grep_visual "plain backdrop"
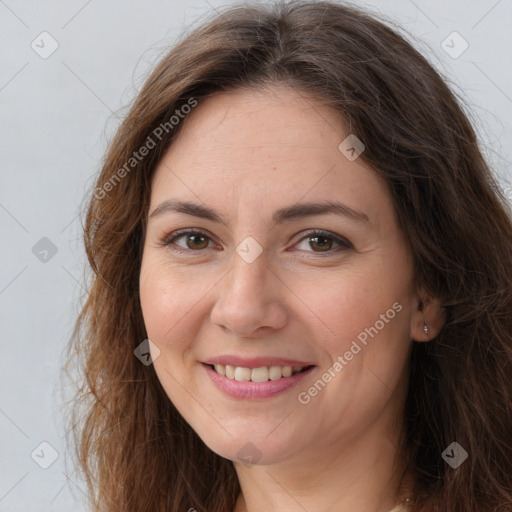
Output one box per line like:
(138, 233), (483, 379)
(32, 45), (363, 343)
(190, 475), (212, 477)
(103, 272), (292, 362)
(1, 0), (511, 510)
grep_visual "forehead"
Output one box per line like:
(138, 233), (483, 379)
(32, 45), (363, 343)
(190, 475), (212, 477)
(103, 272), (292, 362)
(165, 85), (344, 159)
(149, 85), (393, 231)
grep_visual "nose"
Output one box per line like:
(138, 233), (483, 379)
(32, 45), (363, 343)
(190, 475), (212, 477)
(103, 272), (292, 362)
(210, 250), (288, 338)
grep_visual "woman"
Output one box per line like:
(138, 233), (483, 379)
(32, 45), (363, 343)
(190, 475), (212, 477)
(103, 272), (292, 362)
(67, 1), (512, 511)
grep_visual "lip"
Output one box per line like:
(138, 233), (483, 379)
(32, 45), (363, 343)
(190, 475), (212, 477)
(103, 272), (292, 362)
(204, 356), (314, 368)
(202, 363), (315, 399)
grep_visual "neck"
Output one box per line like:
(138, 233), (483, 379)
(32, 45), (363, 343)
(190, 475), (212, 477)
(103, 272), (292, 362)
(233, 420), (412, 512)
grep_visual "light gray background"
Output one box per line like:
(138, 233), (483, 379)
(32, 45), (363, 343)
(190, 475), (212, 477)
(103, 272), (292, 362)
(1, 0), (511, 510)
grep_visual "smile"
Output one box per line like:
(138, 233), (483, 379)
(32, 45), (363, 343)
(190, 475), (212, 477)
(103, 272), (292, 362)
(210, 363), (308, 382)
(202, 363), (315, 399)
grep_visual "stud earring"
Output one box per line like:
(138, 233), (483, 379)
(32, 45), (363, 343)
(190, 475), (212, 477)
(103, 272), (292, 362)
(423, 321), (429, 336)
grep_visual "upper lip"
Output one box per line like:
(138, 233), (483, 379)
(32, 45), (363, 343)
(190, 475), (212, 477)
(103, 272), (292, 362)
(204, 356), (315, 368)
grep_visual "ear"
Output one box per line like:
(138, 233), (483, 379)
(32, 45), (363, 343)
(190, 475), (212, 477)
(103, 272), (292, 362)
(410, 292), (445, 342)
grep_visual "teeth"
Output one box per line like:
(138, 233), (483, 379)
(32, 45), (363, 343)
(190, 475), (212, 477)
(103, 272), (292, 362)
(225, 365), (235, 379)
(214, 364), (226, 376)
(234, 367), (251, 381)
(212, 364), (306, 381)
(251, 367), (269, 382)
(269, 366), (282, 380)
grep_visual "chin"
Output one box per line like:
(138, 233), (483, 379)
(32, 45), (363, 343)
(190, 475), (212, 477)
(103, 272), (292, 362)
(196, 425), (298, 466)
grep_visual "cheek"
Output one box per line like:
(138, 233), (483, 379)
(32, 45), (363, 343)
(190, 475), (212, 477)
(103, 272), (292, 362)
(139, 259), (208, 347)
(300, 272), (412, 415)
(298, 265), (408, 352)
(139, 261), (206, 406)
(316, 268), (411, 405)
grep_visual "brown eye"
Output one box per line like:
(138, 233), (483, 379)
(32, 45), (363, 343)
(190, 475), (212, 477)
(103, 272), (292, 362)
(308, 234), (334, 252)
(294, 230), (352, 254)
(184, 233), (210, 250)
(163, 230), (214, 252)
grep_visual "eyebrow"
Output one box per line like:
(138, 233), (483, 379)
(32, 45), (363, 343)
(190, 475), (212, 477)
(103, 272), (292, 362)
(149, 199), (370, 225)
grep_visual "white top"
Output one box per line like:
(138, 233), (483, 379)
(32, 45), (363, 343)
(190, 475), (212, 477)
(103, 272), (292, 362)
(389, 504), (410, 512)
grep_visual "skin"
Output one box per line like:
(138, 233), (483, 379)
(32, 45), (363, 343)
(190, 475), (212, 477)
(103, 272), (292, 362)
(139, 84), (444, 512)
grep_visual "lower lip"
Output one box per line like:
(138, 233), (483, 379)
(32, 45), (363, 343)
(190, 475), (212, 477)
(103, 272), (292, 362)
(203, 363), (315, 399)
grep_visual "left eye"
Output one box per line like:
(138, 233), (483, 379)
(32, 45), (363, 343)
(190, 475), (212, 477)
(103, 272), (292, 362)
(294, 230), (352, 254)
(161, 229), (352, 254)
(163, 230), (215, 251)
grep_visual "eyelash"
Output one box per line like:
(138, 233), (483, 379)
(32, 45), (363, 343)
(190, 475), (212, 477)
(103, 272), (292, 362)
(159, 228), (353, 256)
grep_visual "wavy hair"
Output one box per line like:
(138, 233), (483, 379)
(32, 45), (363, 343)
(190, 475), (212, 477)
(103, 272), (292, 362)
(66, 1), (512, 511)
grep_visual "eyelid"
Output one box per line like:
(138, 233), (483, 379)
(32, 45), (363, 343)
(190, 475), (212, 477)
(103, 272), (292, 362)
(159, 228), (219, 251)
(291, 229), (353, 252)
(159, 228), (353, 254)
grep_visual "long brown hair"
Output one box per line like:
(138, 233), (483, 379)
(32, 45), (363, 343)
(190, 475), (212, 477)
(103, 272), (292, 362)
(65, 1), (512, 511)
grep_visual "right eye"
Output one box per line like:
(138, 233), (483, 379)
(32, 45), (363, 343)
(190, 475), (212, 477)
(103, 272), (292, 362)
(161, 229), (218, 253)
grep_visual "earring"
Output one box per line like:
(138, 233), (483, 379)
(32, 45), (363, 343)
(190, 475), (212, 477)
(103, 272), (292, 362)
(423, 321), (429, 336)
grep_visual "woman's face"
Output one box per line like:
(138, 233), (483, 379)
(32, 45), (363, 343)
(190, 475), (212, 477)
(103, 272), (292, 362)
(139, 85), (425, 466)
